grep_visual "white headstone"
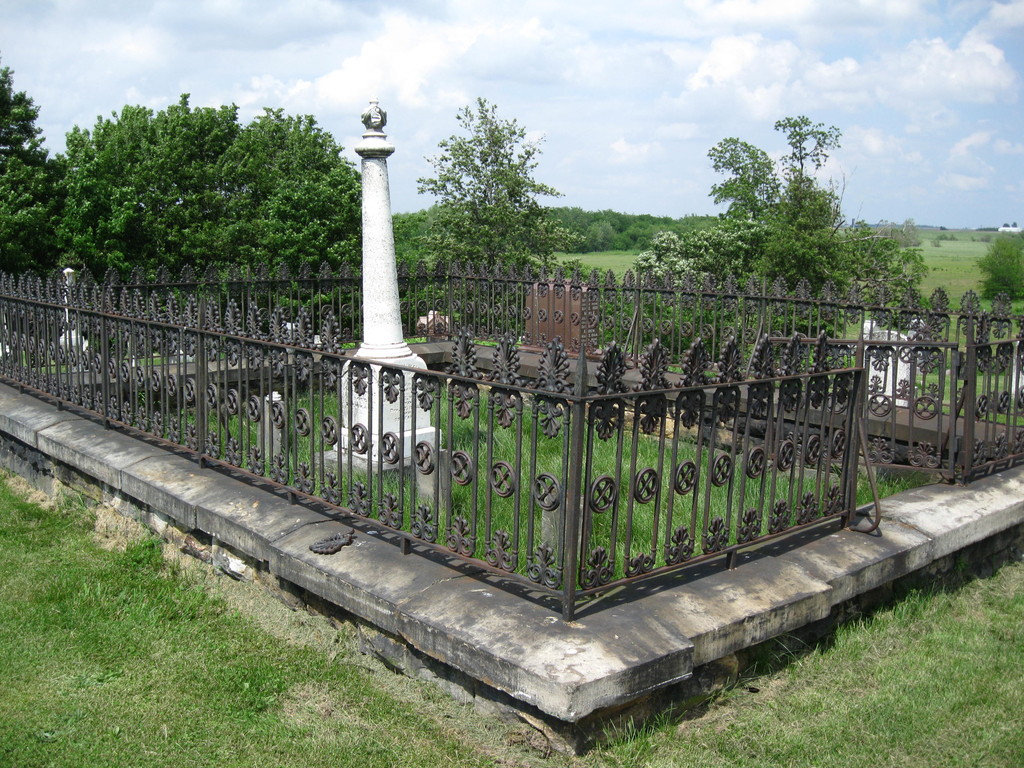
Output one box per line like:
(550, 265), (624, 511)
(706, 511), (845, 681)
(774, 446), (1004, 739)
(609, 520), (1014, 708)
(862, 319), (911, 408)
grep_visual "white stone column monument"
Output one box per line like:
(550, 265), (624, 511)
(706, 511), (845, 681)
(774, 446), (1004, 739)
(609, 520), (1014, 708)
(342, 98), (432, 462)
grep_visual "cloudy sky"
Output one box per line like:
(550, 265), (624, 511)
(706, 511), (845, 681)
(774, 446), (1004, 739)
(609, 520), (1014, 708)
(3, 0), (1023, 228)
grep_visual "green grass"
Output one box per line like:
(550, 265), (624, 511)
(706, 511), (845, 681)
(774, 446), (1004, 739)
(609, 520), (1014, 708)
(589, 559), (1024, 768)
(0, 475), (526, 768)
(556, 251), (640, 276)
(0, 473), (1020, 767)
(917, 230), (991, 311)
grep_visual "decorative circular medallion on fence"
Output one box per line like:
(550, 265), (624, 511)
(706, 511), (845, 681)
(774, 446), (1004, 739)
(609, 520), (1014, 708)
(745, 447), (766, 478)
(589, 475), (617, 512)
(673, 460), (698, 494)
(711, 454), (733, 486)
(294, 408), (311, 436)
(534, 473), (561, 511)
(868, 393), (892, 417)
(271, 400), (286, 429)
(633, 468), (659, 503)
(381, 432), (400, 464)
(777, 440), (795, 471)
(831, 429), (847, 458)
(414, 441), (433, 474)
(805, 435), (822, 465)
(451, 450), (473, 485)
(914, 395), (938, 420)
(489, 461), (516, 498)
(350, 424), (368, 454)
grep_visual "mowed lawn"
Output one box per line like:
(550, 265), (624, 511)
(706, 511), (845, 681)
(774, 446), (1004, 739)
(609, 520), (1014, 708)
(1, 472), (1023, 767)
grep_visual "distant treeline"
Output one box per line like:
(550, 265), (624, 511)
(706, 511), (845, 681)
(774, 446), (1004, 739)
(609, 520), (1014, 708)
(547, 208), (719, 253)
(393, 206), (717, 262)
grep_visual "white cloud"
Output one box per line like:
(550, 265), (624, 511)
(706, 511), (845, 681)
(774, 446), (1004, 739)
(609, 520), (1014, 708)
(951, 131), (993, 157)
(877, 35), (1017, 105)
(685, 35), (803, 118)
(995, 138), (1024, 154)
(687, 35), (800, 90)
(941, 172), (989, 191)
(654, 122), (702, 141)
(81, 25), (169, 65)
(609, 137), (662, 163)
(970, 0), (1024, 41)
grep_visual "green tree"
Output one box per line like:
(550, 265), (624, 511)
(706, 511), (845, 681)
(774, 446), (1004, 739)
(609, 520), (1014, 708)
(634, 220), (768, 281)
(708, 138), (779, 222)
(221, 108), (360, 273)
(877, 218), (921, 248)
(58, 96), (360, 277)
(0, 59), (58, 272)
(688, 116), (920, 294)
(417, 98), (577, 270)
(392, 209), (433, 266)
(978, 236), (1024, 299)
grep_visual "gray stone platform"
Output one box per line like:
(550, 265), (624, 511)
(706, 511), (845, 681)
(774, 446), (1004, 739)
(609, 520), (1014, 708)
(1, 382), (1022, 732)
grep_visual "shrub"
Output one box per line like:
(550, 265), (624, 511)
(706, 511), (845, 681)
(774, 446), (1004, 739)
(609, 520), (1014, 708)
(978, 236), (1024, 299)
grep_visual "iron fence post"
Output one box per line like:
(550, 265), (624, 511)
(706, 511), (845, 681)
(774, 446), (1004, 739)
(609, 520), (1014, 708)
(561, 347), (589, 621)
(100, 312), (111, 429)
(847, 367), (870, 527)
(959, 315), (978, 482)
(196, 293), (208, 468)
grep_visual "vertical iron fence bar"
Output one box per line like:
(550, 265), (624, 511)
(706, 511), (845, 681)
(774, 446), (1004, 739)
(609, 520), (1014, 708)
(562, 349), (588, 620)
(100, 312), (111, 429)
(843, 367), (864, 523)
(960, 316), (977, 480)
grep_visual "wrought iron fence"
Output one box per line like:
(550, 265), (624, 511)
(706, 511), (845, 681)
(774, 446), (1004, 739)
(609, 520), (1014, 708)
(0, 266), (868, 619)
(440, 263), (1024, 482)
(2, 264), (1024, 614)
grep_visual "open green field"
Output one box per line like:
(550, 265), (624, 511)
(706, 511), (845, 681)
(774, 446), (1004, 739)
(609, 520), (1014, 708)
(2, 472), (1023, 767)
(917, 229), (990, 309)
(556, 250), (638, 276)
(559, 229), (1020, 313)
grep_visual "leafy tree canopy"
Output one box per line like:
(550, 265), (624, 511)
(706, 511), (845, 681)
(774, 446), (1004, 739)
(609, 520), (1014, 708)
(417, 98), (577, 269)
(58, 95), (360, 278)
(0, 58), (58, 272)
(638, 116), (925, 298)
(978, 235), (1024, 300)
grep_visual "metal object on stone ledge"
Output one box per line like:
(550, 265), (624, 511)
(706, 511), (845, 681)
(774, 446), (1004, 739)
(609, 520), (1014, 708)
(310, 529), (356, 554)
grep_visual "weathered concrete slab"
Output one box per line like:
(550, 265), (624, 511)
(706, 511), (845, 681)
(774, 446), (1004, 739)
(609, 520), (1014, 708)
(36, 418), (167, 489)
(121, 455), (334, 562)
(627, 556), (834, 667)
(271, 521), (456, 637)
(396, 577), (694, 722)
(773, 521), (933, 605)
(881, 472), (1024, 562)
(271, 520), (694, 721)
(0, 390), (79, 448)
(2, 381), (1024, 729)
